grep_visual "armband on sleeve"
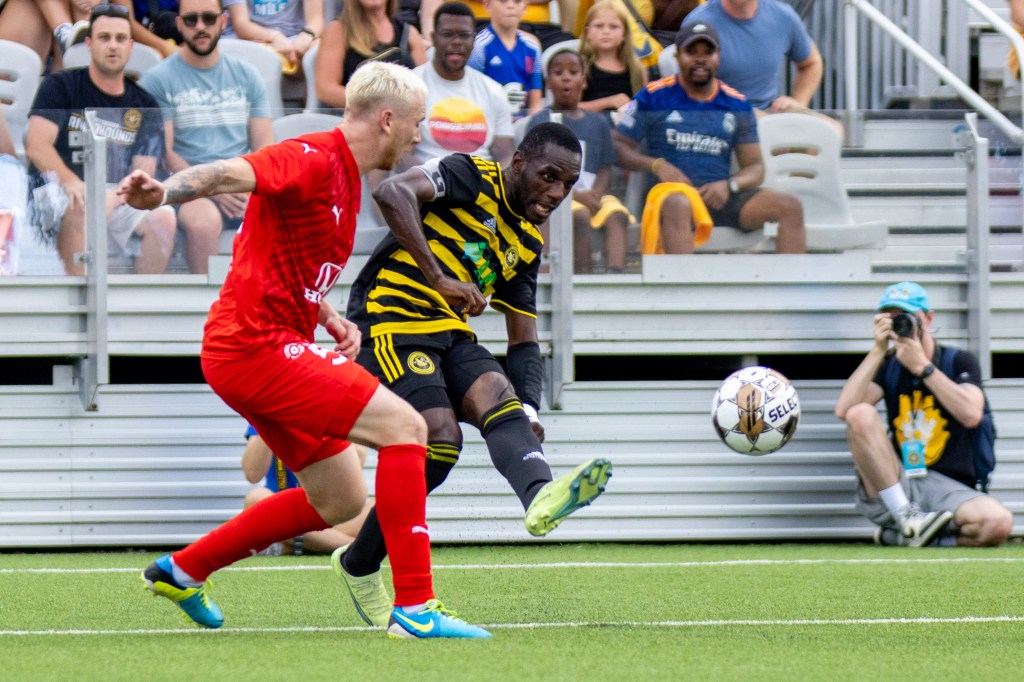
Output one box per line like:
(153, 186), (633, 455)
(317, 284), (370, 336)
(506, 341), (543, 411)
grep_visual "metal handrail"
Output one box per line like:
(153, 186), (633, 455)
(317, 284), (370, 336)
(80, 109), (109, 411)
(845, 0), (1024, 144)
(961, 112), (992, 381)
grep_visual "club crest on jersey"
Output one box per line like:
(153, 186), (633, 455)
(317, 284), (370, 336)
(284, 343), (305, 359)
(723, 113), (736, 134)
(504, 245), (519, 268)
(408, 351), (435, 375)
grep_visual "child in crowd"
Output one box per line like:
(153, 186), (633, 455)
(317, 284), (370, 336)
(241, 424), (370, 555)
(468, 0), (543, 119)
(578, 0), (646, 114)
(527, 48), (632, 273)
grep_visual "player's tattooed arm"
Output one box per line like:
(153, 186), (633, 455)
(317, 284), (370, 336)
(117, 158), (257, 210)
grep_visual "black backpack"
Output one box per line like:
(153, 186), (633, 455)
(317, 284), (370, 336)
(882, 346), (996, 492)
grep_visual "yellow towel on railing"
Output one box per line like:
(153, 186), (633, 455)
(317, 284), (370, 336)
(639, 182), (714, 253)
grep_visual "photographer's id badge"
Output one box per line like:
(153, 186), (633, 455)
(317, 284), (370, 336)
(901, 440), (927, 478)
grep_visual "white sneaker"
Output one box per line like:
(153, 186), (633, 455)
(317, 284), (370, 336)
(896, 504), (953, 548)
(54, 20), (90, 52)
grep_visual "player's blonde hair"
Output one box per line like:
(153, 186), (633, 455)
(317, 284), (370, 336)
(344, 62), (427, 118)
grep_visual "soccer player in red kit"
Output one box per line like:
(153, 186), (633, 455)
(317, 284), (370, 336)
(117, 61), (490, 639)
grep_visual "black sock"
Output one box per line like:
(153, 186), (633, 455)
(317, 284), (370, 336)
(481, 398), (552, 510)
(342, 444), (458, 577)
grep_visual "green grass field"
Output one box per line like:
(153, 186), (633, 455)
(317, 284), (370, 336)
(2, 543), (1024, 681)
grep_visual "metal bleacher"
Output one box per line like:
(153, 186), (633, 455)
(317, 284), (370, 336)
(2, 2), (1024, 547)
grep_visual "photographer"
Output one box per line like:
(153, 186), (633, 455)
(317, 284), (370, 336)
(835, 281), (1013, 547)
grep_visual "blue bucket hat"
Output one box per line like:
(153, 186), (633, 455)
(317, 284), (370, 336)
(877, 281), (931, 313)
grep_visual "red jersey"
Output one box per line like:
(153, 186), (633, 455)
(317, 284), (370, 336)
(202, 129), (361, 358)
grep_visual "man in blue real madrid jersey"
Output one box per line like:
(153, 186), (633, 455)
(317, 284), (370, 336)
(333, 122), (613, 630)
(612, 21), (806, 254)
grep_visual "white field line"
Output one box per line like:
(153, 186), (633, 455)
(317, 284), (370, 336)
(4, 557), (1024, 574)
(2, 616), (1024, 637)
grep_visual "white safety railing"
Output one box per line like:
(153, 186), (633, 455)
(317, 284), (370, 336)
(844, 0), (1024, 144)
(960, 112), (993, 381)
(79, 110), (110, 411)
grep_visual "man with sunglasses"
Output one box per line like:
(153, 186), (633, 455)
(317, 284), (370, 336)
(410, 1), (514, 165)
(140, 0), (274, 274)
(25, 2), (177, 275)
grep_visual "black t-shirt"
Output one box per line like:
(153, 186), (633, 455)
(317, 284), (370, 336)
(582, 64), (635, 104)
(341, 18), (415, 85)
(28, 69), (163, 184)
(872, 345), (984, 487)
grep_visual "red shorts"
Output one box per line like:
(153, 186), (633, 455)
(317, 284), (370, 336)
(202, 341), (380, 473)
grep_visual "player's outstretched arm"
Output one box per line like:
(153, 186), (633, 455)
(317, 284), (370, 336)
(117, 158), (257, 210)
(374, 168), (488, 316)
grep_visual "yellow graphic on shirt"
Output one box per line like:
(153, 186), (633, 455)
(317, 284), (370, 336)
(893, 390), (950, 465)
(427, 98), (488, 153)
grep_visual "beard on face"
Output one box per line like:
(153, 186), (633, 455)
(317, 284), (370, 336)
(184, 30), (220, 57)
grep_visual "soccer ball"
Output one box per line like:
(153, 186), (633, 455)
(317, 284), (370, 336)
(711, 366), (800, 455)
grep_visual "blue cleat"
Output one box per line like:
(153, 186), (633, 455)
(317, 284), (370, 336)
(386, 599), (492, 639)
(142, 554), (224, 629)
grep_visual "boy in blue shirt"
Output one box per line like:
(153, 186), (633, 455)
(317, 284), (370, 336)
(468, 0), (543, 119)
(528, 48), (632, 273)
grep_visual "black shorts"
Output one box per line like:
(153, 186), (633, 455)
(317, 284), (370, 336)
(356, 331), (502, 416)
(708, 188), (762, 229)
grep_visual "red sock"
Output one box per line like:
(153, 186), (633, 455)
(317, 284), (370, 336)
(173, 487), (329, 582)
(375, 443), (433, 606)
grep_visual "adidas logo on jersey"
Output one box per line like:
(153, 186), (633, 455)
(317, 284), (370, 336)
(666, 111), (683, 123)
(489, 55), (503, 67)
(483, 217), (497, 232)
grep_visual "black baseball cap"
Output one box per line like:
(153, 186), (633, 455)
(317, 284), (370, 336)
(675, 22), (720, 50)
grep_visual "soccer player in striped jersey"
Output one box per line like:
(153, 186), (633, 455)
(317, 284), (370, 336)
(119, 62), (490, 639)
(332, 122), (614, 629)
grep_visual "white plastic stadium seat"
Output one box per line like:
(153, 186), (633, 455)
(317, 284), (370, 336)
(758, 113), (887, 251)
(217, 38), (285, 117)
(658, 44), (678, 79)
(63, 42), (163, 81)
(271, 111), (341, 141)
(302, 41), (320, 111)
(0, 39), (43, 160)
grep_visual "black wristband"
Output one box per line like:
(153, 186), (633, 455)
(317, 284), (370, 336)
(919, 363), (936, 379)
(301, 27), (316, 38)
(506, 341), (543, 410)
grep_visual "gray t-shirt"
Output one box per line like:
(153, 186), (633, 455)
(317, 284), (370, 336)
(140, 52), (270, 166)
(222, 0), (307, 38)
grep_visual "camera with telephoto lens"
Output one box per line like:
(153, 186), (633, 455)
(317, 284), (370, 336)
(891, 312), (918, 338)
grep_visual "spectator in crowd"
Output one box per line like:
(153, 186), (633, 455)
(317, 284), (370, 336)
(314, 0), (428, 110)
(25, 3), (176, 275)
(0, 0), (91, 67)
(528, 48), (631, 273)
(422, 0), (573, 50)
(834, 282), (1014, 548)
(222, 0), (322, 72)
(467, 0), (543, 119)
(140, 0), (274, 274)
(412, 2), (514, 164)
(686, 0), (842, 136)
(577, 0), (646, 114)
(241, 425), (370, 555)
(612, 22), (805, 254)
(117, 0), (181, 58)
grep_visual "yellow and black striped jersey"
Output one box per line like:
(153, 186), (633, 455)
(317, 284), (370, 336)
(347, 154), (543, 340)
